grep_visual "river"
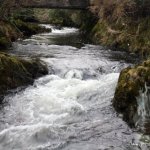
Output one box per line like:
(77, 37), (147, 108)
(0, 25), (149, 150)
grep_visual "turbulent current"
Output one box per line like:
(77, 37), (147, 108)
(0, 25), (149, 150)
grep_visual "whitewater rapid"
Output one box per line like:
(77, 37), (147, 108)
(0, 25), (148, 150)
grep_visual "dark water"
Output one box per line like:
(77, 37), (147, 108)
(0, 25), (149, 150)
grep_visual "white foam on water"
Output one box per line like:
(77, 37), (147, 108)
(64, 69), (83, 79)
(136, 83), (150, 133)
(0, 72), (119, 150)
(40, 24), (78, 35)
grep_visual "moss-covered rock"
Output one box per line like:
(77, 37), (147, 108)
(0, 53), (48, 101)
(14, 19), (51, 37)
(113, 60), (150, 133)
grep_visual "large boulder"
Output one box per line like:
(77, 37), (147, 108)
(113, 60), (150, 133)
(0, 53), (48, 101)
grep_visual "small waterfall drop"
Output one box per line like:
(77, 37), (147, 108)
(136, 83), (150, 132)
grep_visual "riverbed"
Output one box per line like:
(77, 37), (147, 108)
(0, 25), (149, 150)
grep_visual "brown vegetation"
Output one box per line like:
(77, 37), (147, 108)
(88, 0), (150, 57)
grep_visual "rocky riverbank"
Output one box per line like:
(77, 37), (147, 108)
(0, 53), (48, 102)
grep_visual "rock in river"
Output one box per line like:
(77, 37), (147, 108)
(0, 53), (48, 101)
(113, 60), (150, 134)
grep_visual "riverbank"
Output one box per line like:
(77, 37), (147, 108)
(82, 0), (150, 57)
(0, 20), (51, 49)
(0, 19), (50, 101)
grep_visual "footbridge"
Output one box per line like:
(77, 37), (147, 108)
(21, 0), (91, 9)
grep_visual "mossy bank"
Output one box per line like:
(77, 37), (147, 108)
(0, 53), (48, 101)
(83, 0), (150, 57)
(113, 60), (150, 133)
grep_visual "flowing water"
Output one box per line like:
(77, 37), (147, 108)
(0, 25), (149, 150)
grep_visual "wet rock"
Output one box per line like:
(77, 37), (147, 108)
(20, 58), (48, 78)
(53, 25), (62, 30)
(0, 53), (48, 102)
(113, 60), (150, 133)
